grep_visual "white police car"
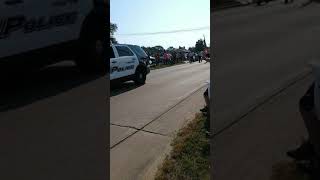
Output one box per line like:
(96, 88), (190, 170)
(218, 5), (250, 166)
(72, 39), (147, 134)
(110, 44), (150, 85)
(0, 0), (107, 72)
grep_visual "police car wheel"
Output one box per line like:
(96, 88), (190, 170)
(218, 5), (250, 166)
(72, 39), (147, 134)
(88, 38), (105, 71)
(134, 70), (146, 85)
(76, 37), (105, 73)
(75, 14), (105, 74)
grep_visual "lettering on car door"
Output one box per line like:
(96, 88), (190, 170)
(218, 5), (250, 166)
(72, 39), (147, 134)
(114, 45), (136, 78)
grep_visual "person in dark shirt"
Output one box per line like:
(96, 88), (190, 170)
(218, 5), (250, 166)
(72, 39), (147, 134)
(287, 81), (320, 178)
(201, 81), (210, 117)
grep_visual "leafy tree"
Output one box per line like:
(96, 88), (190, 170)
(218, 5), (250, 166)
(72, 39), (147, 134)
(110, 23), (118, 44)
(195, 39), (206, 52)
(203, 37), (207, 48)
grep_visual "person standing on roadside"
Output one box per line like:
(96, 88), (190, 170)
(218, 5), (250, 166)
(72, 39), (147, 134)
(167, 52), (170, 65)
(286, 63), (320, 179)
(199, 51), (203, 63)
(164, 51), (169, 65)
(176, 52), (181, 63)
(188, 52), (192, 63)
(200, 81), (211, 134)
(172, 51), (177, 64)
(155, 53), (160, 66)
(194, 52), (197, 62)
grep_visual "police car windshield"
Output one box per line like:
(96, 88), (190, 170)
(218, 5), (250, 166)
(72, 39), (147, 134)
(128, 45), (148, 59)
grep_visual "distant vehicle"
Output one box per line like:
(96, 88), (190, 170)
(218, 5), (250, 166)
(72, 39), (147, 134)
(149, 56), (156, 66)
(126, 44), (152, 65)
(110, 44), (150, 85)
(0, 0), (107, 73)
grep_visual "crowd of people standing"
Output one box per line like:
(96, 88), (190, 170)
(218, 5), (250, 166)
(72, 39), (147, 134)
(149, 48), (210, 67)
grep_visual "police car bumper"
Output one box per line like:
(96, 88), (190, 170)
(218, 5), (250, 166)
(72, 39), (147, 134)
(147, 65), (150, 74)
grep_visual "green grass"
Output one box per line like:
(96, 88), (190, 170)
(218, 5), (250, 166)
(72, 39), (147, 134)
(150, 61), (186, 70)
(155, 113), (210, 180)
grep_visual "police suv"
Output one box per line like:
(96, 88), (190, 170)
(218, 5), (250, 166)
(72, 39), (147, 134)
(110, 44), (150, 85)
(0, 0), (106, 72)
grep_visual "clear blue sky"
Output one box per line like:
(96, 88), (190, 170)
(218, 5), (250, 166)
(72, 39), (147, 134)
(110, 0), (210, 49)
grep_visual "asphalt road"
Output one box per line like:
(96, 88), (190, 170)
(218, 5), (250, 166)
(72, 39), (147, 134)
(110, 61), (210, 148)
(0, 60), (209, 180)
(212, 0), (320, 133)
(110, 61), (209, 179)
(0, 62), (108, 180)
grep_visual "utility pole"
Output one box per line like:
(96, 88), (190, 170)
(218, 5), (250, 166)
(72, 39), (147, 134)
(203, 34), (207, 48)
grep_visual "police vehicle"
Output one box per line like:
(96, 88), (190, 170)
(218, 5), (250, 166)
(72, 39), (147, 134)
(110, 44), (150, 85)
(0, 0), (106, 72)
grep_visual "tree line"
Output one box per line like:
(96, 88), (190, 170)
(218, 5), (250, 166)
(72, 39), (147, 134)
(110, 23), (208, 55)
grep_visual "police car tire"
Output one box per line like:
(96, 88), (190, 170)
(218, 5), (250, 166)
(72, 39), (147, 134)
(75, 13), (105, 74)
(134, 69), (146, 85)
(76, 37), (105, 73)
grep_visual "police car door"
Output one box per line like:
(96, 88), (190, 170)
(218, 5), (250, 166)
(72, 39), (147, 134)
(114, 45), (137, 78)
(44, 0), (93, 45)
(0, 0), (92, 59)
(0, 0), (28, 58)
(110, 45), (120, 80)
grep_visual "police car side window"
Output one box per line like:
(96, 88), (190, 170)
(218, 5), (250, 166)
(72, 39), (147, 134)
(116, 46), (134, 57)
(110, 47), (115, 58)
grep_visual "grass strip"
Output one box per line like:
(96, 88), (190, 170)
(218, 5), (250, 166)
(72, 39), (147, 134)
(155, 113), (210, 180)
(150, 61), (186, 70)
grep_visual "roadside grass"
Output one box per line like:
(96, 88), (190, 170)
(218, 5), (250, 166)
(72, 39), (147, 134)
(150, 61), (186, 70)
(271, 161), (310, 180)
(155, 113), (210, 180)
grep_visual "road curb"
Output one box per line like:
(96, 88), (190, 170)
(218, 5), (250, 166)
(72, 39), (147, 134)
(142, 86), (208, 180)
(114, 85), (207, 180)
(142, 142), (173, 180)
(213, 68), (312, 138)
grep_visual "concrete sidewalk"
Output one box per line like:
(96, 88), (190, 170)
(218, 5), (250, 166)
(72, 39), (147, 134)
(213, 73), (313, 180)
(110, 86), (207, 180)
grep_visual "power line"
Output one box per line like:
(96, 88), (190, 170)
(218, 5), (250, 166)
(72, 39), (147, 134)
(115, 26), (210, 36)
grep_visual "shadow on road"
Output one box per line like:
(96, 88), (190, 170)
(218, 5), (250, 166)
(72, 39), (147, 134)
(110, 81), (139, 97)
(0, 61), (106, 112)
(271, 161), (306, 180)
